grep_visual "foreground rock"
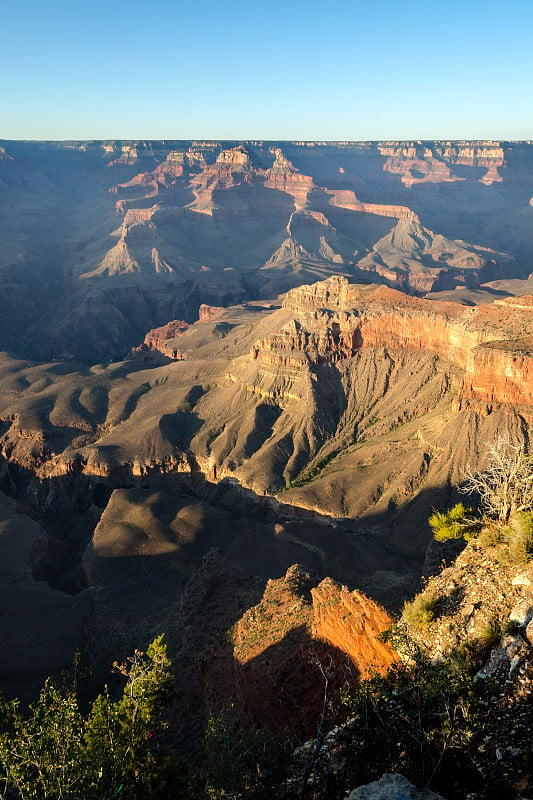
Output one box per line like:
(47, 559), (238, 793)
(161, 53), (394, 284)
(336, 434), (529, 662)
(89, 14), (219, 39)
(346, 773), (445, 800)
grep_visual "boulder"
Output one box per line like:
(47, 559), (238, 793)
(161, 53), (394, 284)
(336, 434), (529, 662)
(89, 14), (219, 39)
(509, 598), (533, 627)
(346, 772), (446, 800)
(512, 569), (533, 587)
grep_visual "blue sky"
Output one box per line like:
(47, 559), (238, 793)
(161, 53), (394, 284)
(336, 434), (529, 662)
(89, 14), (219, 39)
(1, 0), (532, 140)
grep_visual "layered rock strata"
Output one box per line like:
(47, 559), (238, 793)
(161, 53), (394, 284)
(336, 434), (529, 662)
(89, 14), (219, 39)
(130, 319), (190, 359)
(252, 277), (533, 408)
(378, 141), (505, 186)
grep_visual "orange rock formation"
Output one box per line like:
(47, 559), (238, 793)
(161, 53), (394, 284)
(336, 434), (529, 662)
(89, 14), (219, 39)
(130, 319), (189, 359)
(264, 148), (314, 209)
(226, 566), (398, 732)
(311, 578), (398, 678)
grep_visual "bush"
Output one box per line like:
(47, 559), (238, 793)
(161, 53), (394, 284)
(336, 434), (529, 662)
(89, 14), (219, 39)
(402, 592), (437, 630)
(470, 617), (502, 655)
(477, 523), (507, 549)
(0, 635), (184, 800)
(0, 679), (84, 800)
(202, 712), (292, 799)
(340, 659), (485, 795)
(497, 510), (533, 566)
(429, 502), (478, 542)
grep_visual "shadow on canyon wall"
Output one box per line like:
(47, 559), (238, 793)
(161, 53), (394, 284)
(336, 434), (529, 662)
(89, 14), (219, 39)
(0, 454), (467, 756)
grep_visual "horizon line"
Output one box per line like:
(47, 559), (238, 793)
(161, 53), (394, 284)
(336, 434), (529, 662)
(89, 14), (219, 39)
(2, 137), (533, 145)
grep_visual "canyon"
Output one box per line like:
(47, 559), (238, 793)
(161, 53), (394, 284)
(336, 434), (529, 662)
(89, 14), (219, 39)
(1, 139), (532, 362)
(1, 140), (533, 774)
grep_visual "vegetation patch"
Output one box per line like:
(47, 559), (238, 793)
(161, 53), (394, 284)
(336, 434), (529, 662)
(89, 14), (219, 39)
(429, 501), (479, 542)
(0, 636), (184, 800)
(497, 511), (533, 566)
(402, 592), (437, 630)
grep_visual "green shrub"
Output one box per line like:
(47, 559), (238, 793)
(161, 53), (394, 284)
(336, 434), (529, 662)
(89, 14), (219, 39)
(497, 510), (533, 566)
(402, 592), (437, 630)
(0, 679), (84, 800)
(0, 635), (184, 800)
(202, 713), (292, 799)
(477, 523), (507, 549)
(470, 618), (502, 654)
(340, 659), (485, 795)
(429, 502), (478, 542)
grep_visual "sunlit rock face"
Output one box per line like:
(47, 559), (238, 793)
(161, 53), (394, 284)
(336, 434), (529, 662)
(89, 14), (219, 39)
(311, 578), (398, 678)
(378, 141), (505, 186)
(252, 277), (533, 407)
(196, 565), (398, 733)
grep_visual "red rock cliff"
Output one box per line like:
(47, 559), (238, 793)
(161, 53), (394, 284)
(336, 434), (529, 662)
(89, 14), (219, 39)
(251, 277), (533, 407)
(311, 578), (398, 678)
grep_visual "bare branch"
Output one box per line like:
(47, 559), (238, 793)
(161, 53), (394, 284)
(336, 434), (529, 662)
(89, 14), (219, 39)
(460, 435), (533, 523)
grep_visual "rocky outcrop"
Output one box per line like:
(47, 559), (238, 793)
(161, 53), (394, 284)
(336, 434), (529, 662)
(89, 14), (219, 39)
(228, 566), (333, 732)
(401, 532), (533, 794)
(130, 318), (189, 359)
(224, 565), (398, 731)
(251, 277), (533, 408)
(264, 148), (314, 209)
(409, 538), (530, 664)
(198, 303), (224, 322)
(129, 308), (225, 358)
(346, 773), (445, 800)
(329, 189), (418, 222)
(311, 579), (398, 678)
(216, 146), (251, 166)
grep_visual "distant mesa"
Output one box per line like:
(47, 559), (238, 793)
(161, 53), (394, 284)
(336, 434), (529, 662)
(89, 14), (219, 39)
(216, 144), (251, 165)
(264, 147), (314, 209)
(378, 141), (504, 186)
